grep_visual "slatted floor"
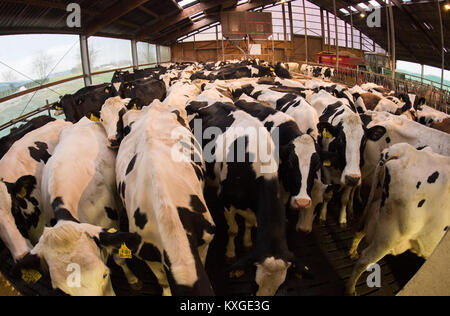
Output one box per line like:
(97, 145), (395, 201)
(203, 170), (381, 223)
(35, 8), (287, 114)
(0, 188), (425, 296)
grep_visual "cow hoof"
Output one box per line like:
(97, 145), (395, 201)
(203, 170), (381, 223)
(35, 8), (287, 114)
(349, 252), (359, 260)
(130, 280), (143, 291)
(345, 290), (357, 296)
(340, 222), (347, 229)
(319, 219), (327, 226)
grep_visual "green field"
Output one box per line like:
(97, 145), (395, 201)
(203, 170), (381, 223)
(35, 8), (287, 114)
(0, 71), (116, 138)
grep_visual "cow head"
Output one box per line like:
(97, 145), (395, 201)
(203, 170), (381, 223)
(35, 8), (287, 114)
(21, 221), (141, 296)
(318, 117), (386, 186)
(280, 135), (321, 210)
(99, 97), (132, 148)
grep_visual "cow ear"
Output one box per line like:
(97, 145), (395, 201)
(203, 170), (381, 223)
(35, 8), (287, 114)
(126, 99), (140, 110)
(319, 151), (339, 168)
(87, 112), (100, 122)
(11, 176), (36, 199)
(317, 122), (337, 139)
(97, 229), (142, 253)
(12, 253), (43, 279)
(366, 125), (386, 141)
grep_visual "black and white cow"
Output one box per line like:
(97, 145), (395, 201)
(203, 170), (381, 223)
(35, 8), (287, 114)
(360, 111), (450, 193)
(0, 116), (56, 159)
(0, 120), (72, 262)
(347, 143), (450, 295)
(56, 83), (118, 123)
(416, 105), (450, 134)
(234, 99), (321, 210)
(118, 78), (166, 109)
(100, 98), (215, 296)
(233, 83), (320, 139)
(186, 100), (310, 296)
(20, 117), (141, 296)
(310, 91), (386, 227)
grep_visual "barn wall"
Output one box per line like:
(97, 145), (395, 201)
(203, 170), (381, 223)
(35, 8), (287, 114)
(171, 36), (366, 64)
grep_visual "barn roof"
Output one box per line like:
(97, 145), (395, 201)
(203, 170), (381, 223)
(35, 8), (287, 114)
(0, 0), (448, 70)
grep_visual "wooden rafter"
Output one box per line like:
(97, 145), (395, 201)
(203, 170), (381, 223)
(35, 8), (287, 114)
(86, 0), (151, 36)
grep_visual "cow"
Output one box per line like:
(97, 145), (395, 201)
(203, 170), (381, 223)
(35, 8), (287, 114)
(232, 83), (319, 139)
(56, 83), (118, 123)
(186, 100), (310, 296)
(416, 105), (450, 134)
(301, 64), (335, 80)
(234, 99), (322, 211)
(310, 92), (386, 227)
(346, 143), (450, 295)
(360, 111), (450, 196)
(0, 116), (55, 159)
(0, 120), (72, 262)
(274, 62), (292, 79)
(163, 81), (201, 110)
(118, 78), (166, 109)
(16, 117), (141, 296)
(100, 98), (215, 296)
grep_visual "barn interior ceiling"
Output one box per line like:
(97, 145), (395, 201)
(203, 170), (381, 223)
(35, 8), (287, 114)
(0, 0), (448, 70)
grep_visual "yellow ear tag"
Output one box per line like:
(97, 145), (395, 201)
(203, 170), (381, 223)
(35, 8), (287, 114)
(55, 105), (61, 110)
(132, 104), (138, 110)
(119, 243), (132, 259)
(323, 128), (333, 139)
(229, 270), (245, 279)
(18, 186), (27, 198)
(90, 113), (100, 122)
(323, 160), (331, 167)
(333, 93), (337, 97)
(21, 269), (42, 284)
(105, 89), (110, 93)
(78, 100), (82, 105)
(400, 97), (404, 102)
(107, 228), (117, 234)
(270, 67), (275, 72)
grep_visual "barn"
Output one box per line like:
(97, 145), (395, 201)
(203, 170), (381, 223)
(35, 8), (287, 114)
(0, 0), (449, 298)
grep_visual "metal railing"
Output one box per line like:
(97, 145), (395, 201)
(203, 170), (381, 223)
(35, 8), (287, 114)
(0, 63), (160, 133)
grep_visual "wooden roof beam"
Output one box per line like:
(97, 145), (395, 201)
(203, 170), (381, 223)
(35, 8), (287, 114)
(138, 6), (159, 19)
(86, 0), (151, 37)
(136, 1), (235, 41)
(389, 0), (442, 55)
(2, 0), (141, 30)
(155, 0), (277, 45)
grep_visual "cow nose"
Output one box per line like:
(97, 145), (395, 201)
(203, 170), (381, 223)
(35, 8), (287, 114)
(345, 174), (361, 186)
(107, 137), (119, 149)
(293, 198), (312, 210)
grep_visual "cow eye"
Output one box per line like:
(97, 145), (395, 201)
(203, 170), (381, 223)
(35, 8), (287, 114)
(103, 273), (108, 279)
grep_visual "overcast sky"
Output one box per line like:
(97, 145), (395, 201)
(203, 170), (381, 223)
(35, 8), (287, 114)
(0, 32), (448, 83)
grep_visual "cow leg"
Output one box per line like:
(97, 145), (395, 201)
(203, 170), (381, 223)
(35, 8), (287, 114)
(236, 209), (257, 249)
(224, 207), (239, 259)
(339, 186), (353, 228)
(348, 231), (366, 260)
(319, 186), (333, 224)
(113, 254), (142, 290)
(346, 241), (391, 296)
(347, 187), (356, 219)
(146, 261), (172, 296)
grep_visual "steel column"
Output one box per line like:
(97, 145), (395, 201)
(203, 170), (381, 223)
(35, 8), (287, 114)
(302, 0), (308, 62)
(79, 35), (92, 87)
(131, 39), (139, 69)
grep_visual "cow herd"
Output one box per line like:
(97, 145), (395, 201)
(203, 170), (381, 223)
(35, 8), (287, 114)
(0, 59), (449, 296)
